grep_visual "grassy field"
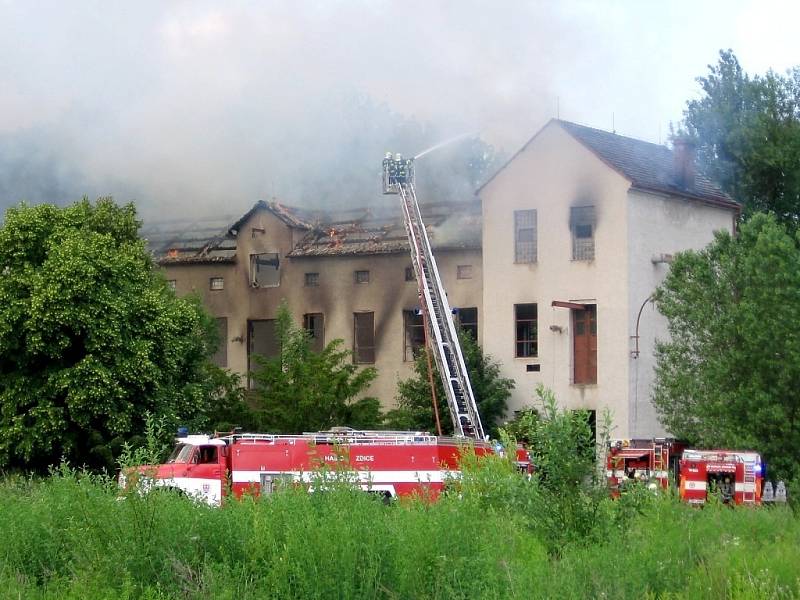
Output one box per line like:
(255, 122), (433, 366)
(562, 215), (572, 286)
(0, 462), (797, 600)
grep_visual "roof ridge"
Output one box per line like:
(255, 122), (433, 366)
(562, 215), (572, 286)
(554, 119), (667, 150)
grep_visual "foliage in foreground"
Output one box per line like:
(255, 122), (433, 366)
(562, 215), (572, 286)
(654, 213), (800, 481)
(385, 328), (513, 437)
(250, 302), (383, 433)
(0, 198), (225, 472)
(0, 464), (798, 599)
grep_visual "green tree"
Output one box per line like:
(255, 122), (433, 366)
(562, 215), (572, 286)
(385, 329), (513, 437)
(251, 303), (382, 433)
(653, 213), (800, 480)
(680, 50), (800, 223)
(0, 198), (220, 471)
(498, 385), (614, 554)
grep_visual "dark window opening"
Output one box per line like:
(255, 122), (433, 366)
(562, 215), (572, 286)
(355, 270), (370, 284)
(403, 310), (426, 361)
(457, 307), (478, 341)
(405, 266), (415, 282)
(305, 272), (319, 287)
(212, 317), (228, 368)
(515, 303), (538, 357)
(353, 312), (375, 363)
(250, 253), (280, 287)
(570, 206), (595, 261)
(248, 319), (279, 389)
(304, 313), (324, 353)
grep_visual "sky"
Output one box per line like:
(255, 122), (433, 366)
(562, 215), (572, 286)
(0, 0), (798, 220)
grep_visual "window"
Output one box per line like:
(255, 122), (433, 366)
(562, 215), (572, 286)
(353, 312), (375, 363)
(403, 310), (426, 361)
(166, 279), (176, 291)
(405, 266), (415, 282)
(573, 304), (597, 384)
(514, 209), (537, 263)
(247, 319), (279, 388)
(570, 206), (595, 261)
(209, 277), (224, 290)
(515, 303), (538, 357)
(304, 313), (324, 353)
(305, 272), (319, 287)
(196, 445), (218, 464)
(355, 270), (370, 284)
(250, 253), (280, 287)
(457, 265), (473, 279)
(456, 307), (478, 341)
(212, 317), (228, 367)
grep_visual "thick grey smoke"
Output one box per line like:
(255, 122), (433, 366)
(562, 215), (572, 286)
(0, 1), (769, 219)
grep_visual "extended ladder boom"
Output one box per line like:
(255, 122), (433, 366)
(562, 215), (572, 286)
(382, 154), (485, 440)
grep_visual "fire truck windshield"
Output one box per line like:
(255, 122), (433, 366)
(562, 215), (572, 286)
(166, 443), (194, 464)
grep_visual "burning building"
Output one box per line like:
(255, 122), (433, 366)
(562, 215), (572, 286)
(145, 119), (738, 438)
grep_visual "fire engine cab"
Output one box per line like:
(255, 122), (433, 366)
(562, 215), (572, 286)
(606, 439), (684, 496)
(129, 429), (530, 506)
(678, 449), (763, 505)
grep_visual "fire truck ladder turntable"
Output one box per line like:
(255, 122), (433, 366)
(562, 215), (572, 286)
(382, 154), (485, 440)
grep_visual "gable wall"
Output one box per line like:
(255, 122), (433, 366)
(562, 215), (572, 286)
(481, 122), (634, 431)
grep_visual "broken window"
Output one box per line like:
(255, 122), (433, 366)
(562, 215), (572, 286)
(209, 277), (224, 290)
(514, 209), (537, 263)
(403, 310), (426, 361)
(573, 304), (597, 384)
(305, 272), (319, 287)
(353, 312), (375, 363)
(211, 317), (228, 368)
(247, 319), (279, 388)
(250, 253), (280, 287)
(405, 266), (415, 282)
(304, 313), (324, 353)
(570, 206), (595, 261)
(515, 303), (538, 358)
(457, 307), (478, 341)
(457, 265), (473, 279)
(354, 270), (370, 284)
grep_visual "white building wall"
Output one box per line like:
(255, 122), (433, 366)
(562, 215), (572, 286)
(481, 123), (634, 431)
(625, 189), (736, 437)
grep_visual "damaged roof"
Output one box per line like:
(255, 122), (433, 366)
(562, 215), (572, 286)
(141, 215), (238, 265)
(143, 199), (481, 264)
(287, 200), (481, 257)
(480, 119), (738, 209)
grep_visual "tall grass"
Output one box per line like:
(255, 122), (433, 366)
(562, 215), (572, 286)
(0, 464), (797, 599)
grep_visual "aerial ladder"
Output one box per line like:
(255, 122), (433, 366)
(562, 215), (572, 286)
(382, 153), (485, 440)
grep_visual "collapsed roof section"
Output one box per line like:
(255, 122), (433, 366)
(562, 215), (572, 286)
(143, 199), (481, 265)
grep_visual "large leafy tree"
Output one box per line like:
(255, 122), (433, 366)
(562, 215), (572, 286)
(0, 198), (220, 471)
(251, 303), (382, 433)
(680, 50), (800, 223)
(385, 329), (513, 437)
(653, 214), (800, 480)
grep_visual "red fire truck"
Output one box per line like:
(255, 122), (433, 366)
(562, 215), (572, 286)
(606, 438), (685, 496)
(124, 429), (530, 505)
(678, 449), (763, 505)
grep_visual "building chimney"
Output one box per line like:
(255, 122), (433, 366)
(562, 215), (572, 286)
(673, 137), (696, 190)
